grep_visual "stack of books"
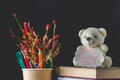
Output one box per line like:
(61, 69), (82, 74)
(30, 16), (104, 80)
(55, 66), (120, 80)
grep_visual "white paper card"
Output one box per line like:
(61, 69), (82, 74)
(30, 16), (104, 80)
(75, 46), (104, 68)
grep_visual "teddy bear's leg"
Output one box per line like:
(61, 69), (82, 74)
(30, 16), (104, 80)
(73, 57), (78, 66)
(102, 56), (112, 68)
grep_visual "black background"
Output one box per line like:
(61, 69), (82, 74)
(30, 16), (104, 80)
(1, 0), (120, 80)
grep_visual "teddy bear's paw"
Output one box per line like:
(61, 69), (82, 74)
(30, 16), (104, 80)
(100, 44), (108, 53)
(76, 46), (82, 51)
(73, 57), (78, 66)
(102, 56), (112, 68)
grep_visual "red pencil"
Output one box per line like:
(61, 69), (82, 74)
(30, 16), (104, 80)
(24, 57), (31, 68)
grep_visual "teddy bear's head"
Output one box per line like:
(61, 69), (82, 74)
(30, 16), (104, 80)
(79, 27), (107, 48)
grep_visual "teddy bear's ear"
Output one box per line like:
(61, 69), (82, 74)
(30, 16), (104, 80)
(78, 29), (85, 37)
(98, 28), (107, 37)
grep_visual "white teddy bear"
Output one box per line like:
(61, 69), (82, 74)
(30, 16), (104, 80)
(73, 27), (112, 68)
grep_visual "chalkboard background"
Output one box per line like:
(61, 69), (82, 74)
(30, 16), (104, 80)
(1, 0), (120, 80)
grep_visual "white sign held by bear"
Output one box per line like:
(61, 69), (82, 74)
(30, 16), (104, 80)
(75, 46), (104, 68)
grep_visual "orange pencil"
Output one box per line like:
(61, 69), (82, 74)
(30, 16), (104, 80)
(38, 50), (43, 68)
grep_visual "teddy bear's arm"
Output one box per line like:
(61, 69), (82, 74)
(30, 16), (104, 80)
(100, 44), (109, 54)
(73, 57), (78, 66)
(73, 46), (83, 66)
(76, 45), (82, 51)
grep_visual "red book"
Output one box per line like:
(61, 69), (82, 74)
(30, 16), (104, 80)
(56, 66), (120, 80)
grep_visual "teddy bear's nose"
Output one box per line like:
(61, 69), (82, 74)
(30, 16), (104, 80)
(86, 37), (91, 41)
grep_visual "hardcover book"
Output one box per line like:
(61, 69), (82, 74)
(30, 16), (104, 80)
(56, 66), (120, 80)
(57, 76), (90, 80)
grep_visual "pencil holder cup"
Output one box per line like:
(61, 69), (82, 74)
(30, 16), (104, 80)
(22, 68), (53, 80)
